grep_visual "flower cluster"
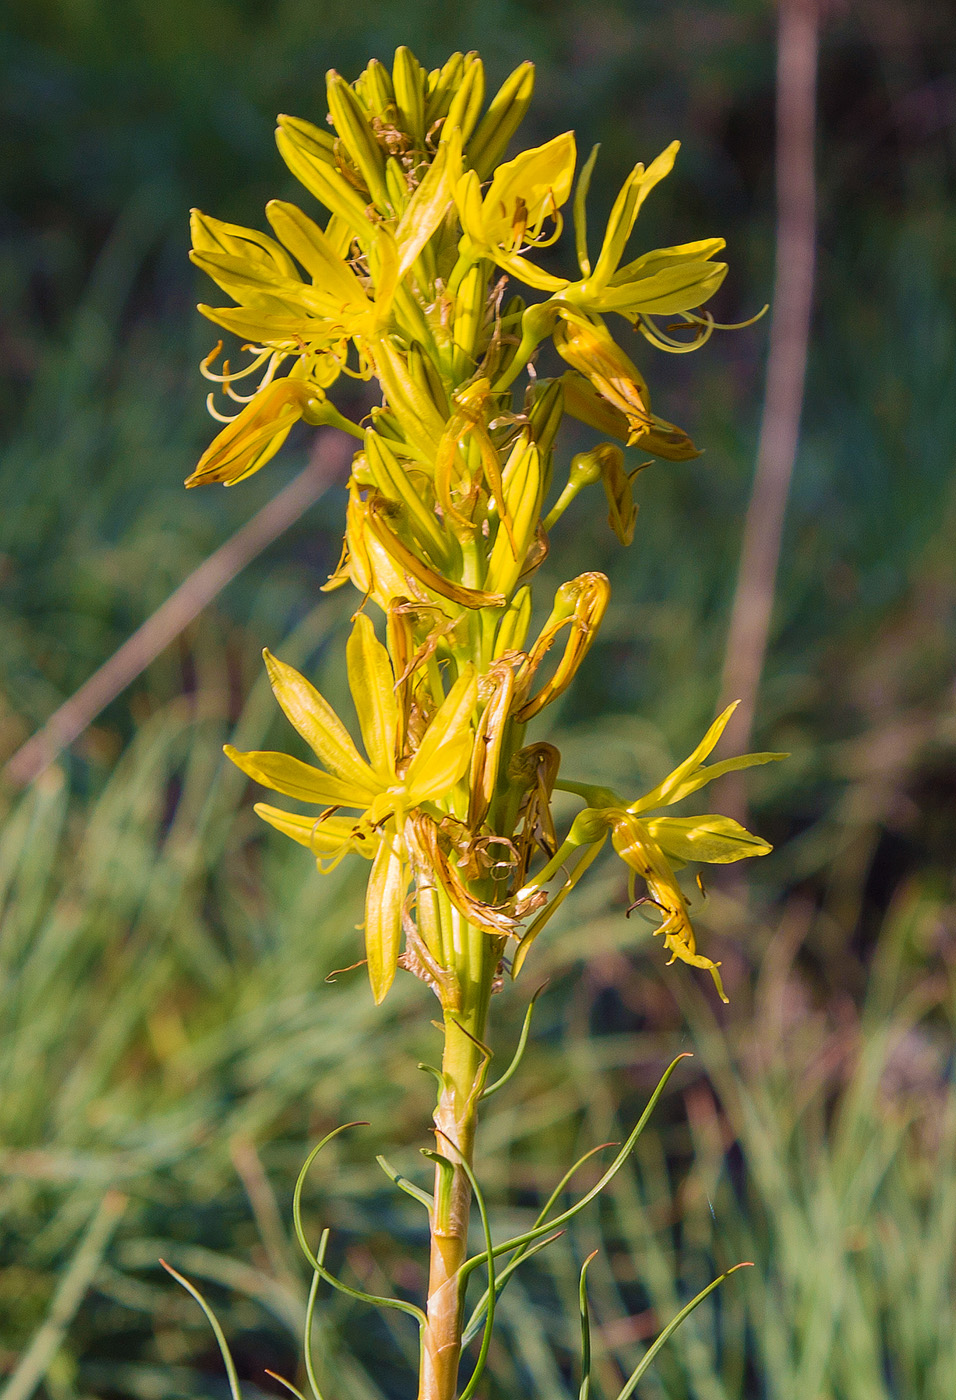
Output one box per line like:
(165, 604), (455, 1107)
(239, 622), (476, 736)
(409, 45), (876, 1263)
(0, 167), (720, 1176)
(190, 49), (780, 1005)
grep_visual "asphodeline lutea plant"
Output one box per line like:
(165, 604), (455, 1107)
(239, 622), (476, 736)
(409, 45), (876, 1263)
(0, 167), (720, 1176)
(180, 48), (781, 1400)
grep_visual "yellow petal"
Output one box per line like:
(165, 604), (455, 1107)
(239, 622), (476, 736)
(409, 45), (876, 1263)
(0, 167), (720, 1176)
(188, 249), (314, 316)
(628, 704), (738, 814)
(366, 497), (505, 610)
(224, 746), (369, 806)
(275, 114), (372, 235)
(265, 200), (371, 311)
(262, 649), (380, 796)
(404, 664), (478, 805)
(365, 830), (407, 1003)
(190, 209), (298, 279)
(196, 303), (327, 351)
(395, 131), (460, 276)
(346, 613), (399, 780)
(467, 661), (516, 828)
(629, 706), (787, 814)
(482, 131), (576, 247)
(644, 814), (772, 864)
(468, 61), (536, 179)
(610, 237), (727, 287)
(595, 260), (728, 316)
(484, 435), (542, 599)
(590, 141), (680, 289)
(186, 378), (313, 488)
(254, 803), (374, 861)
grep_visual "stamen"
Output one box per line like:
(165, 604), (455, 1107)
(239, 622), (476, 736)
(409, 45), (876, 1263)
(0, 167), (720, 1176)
(200, 343), (274, 383)
(636, 313), (713, 355)
(206, 391), (239, 424)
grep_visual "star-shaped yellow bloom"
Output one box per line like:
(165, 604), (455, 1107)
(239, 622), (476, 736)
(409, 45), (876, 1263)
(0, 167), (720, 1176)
(515, 703), (786, 996)
(225, 614), (477, 1002)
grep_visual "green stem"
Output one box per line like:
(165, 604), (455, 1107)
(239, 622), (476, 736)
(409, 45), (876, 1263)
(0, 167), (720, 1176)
(417, 914), (497, 1400)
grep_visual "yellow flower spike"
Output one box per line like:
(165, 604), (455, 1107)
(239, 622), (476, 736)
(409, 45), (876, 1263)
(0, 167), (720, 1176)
(514, 572), (610, 721)
(392, 46), (426, 147)
(404, 664), (478, 805)
(467, 660), (516, 829)
(262, 648), (381, 793)
(365, 829), (408, 1003)
(467, 61), (536, 180)
(346, 613), (400, 781)
(275, 114), (373, 236)
(326, 70), (392, 212)
(186, 377), (325, 488)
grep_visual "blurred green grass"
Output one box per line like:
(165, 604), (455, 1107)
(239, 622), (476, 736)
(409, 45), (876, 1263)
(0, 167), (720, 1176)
(2, 1), (956, 1396)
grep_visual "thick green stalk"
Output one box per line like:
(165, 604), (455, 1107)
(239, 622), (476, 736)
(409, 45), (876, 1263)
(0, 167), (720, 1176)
(419, 914), (498, 1400)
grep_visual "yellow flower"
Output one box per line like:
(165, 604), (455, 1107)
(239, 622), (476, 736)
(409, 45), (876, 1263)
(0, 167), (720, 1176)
(561, 141), (727, 321)
(556, 140), (727, 323)
(552, 309), (699, 456)
(456, 132), (578, 291)
(225, 616), (477, 1002)
(190, 202), (390, 357)
(515, 703), (786, 995)
(186, 376), (341, 488)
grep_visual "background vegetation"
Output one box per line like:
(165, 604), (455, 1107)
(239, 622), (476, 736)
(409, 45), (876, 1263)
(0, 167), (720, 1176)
(2, 1), (955, 1396)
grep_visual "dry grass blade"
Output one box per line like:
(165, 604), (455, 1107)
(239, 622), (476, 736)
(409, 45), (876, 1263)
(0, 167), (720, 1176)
(719, 0), (820, 817)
